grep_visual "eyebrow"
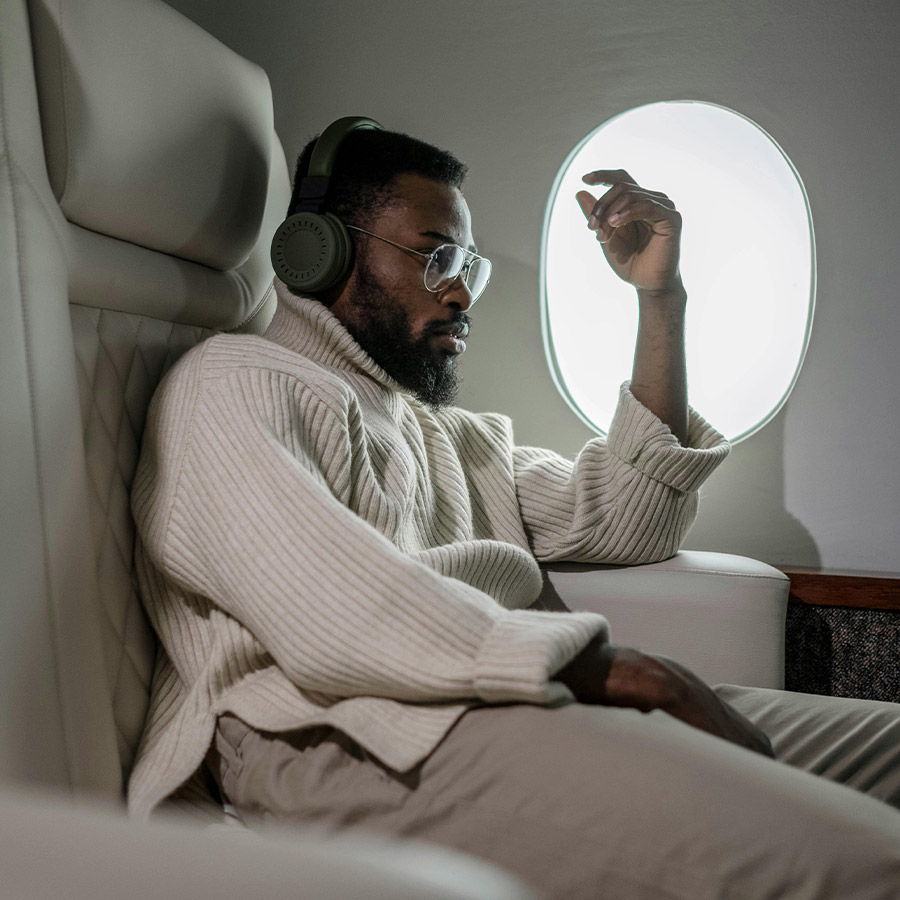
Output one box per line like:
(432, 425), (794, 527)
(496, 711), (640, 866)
(420, 230), (478, 254)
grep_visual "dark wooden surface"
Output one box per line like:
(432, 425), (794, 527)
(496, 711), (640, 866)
(782, 570), (900, 611)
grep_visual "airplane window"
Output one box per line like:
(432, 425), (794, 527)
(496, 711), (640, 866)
(541, 100), (815, 442)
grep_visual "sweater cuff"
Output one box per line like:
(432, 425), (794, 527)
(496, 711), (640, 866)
(606, 382), (730, 494)
(474, 610), (609, 705)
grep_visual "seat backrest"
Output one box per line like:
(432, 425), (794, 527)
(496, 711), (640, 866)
(0, 0), (289, 799)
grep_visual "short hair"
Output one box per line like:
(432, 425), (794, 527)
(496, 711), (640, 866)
(287, 128), (467, 226)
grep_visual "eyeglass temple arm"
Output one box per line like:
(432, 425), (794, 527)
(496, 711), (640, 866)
(346, 225), (486, 263)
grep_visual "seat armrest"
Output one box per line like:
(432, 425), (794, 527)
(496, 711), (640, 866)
(0, 785), (540, 900)
(539, 551), (788, 689)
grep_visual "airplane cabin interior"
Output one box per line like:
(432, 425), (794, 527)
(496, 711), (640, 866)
(1, 0), (898, 897)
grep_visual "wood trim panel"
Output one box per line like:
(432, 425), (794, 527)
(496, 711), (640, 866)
(782, 570), (900, 611)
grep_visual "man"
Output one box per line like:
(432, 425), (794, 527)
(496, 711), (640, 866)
(130, 126), (900, 899)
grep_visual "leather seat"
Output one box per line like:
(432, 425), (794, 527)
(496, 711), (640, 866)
(1, 0), (286, 797)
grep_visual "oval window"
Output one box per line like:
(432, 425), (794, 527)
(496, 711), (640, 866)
(541, 101), (815, 442)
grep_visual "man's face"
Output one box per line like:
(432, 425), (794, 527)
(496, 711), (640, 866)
(330, 173), (476, 409)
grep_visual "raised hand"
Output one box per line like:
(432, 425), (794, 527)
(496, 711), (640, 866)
(576, 169), (683, 297)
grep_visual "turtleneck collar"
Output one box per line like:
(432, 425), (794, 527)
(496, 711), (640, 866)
(265, 279), (405, 394)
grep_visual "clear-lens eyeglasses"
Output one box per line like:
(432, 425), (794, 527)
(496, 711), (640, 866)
(347, 225), (492, 303)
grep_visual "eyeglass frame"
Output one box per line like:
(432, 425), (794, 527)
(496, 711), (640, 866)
(345, 225), (491, 303)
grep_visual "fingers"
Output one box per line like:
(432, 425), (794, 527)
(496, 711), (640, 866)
(583, 168), (638, 186)
(603, 194), (680, 237)
(582, 169), (669, 198)
(576, 177), (679, 244)
(575, 189), (598, 222)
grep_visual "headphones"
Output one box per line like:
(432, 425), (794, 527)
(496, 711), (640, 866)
(270, 116), (384, 294)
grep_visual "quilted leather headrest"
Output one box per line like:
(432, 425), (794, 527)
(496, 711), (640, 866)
(30, 0), (272, 271)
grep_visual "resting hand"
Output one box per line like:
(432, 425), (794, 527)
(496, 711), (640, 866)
(557, 639), (774, 758)
(576, 170), (683, 298)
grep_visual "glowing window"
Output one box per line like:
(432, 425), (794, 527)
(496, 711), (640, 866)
(541, 101), (815, 442)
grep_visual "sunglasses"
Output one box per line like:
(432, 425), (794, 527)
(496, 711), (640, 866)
(346, 225), (492, 303)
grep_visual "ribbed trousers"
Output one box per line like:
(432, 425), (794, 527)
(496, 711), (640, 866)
(207, 686), (900, 900)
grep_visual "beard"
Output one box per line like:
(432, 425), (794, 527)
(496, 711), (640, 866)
(340, 254), (468, 410)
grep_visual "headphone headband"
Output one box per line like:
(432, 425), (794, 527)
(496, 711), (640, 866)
(294, 116), (384, 213)
(272, 116), (385, 294)
(308, 116), (384, 178)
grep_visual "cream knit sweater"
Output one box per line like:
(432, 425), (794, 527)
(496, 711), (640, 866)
(127, 284), (729, 819)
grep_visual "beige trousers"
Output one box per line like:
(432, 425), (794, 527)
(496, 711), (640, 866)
(207, 687), (900, 900)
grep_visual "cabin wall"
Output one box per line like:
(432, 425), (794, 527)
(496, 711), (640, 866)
(167, 0), (900, 576)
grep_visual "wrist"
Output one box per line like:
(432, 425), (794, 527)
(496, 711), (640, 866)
(556, 641), (670, 711)
(603, 645), (674, 712)
(556, 636), (611, 704)
(637, 283), (687, 310)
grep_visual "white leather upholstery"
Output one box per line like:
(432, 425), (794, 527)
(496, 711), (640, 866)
(1, 0), (122, 795)
(70, 305), (216, 776)
(30, 0), (272, 272)
(0, 785), (539, 900)
(0, 0), (287, 795)
(540, 552), (789, 688)
(29, 0), (288, 329)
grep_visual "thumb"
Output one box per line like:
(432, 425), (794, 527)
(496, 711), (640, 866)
(575, 189), (597, 221)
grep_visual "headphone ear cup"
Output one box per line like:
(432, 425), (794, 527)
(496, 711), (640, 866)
(270, 212), (353, 294)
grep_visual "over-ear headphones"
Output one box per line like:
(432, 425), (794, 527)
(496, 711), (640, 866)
(271, 116), (384, 294)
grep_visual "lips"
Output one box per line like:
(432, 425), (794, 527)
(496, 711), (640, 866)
(430, 320), (470, 339)
(430, 318), (470, 355)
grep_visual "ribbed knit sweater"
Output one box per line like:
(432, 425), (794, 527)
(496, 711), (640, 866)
(127, 283), (729, 820)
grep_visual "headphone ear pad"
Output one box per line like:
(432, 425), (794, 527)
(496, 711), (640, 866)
(270, 212), (353, 293)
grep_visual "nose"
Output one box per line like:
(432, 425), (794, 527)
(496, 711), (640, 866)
(437, 274), (474, 312)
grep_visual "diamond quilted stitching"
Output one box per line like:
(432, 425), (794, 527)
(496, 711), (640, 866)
(70, 304), (214, 777)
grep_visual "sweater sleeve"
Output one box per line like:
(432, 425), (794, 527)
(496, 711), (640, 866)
(137, 363), (608, 707)
(513, 382), (730, 565)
